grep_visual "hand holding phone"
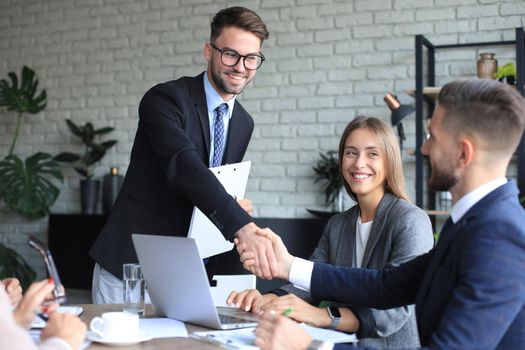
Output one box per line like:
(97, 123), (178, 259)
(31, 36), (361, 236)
(28, 236), (66, 304)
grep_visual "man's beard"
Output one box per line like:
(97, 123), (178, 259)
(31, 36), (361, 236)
(428, 160), (458, 192)
(211, 68), (250, 96)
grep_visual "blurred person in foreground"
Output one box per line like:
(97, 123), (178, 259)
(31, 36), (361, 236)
(2, 277), (23, 306)
(0, 278), (86, 350)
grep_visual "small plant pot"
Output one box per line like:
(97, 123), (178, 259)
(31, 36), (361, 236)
(80, 179), (100, 214)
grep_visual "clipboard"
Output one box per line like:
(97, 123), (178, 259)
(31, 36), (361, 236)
(187, 161), (251, 258)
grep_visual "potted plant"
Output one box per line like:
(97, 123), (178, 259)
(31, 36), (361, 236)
(0, 66), (64, 287)
(54, 120), (117, 214)
(0, 66), (63, 218)
(312, 150), (344, 213)
(494, 63), (516, 85)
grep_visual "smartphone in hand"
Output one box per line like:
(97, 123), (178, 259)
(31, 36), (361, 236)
(28, 236), (67, 304)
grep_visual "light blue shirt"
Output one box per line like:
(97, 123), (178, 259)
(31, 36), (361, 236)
(203, 72), (235, 167)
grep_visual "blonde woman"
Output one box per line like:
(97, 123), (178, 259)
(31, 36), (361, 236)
(228, 116), (433, 349)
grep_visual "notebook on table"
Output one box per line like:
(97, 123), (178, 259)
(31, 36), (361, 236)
(132, 234), (259, 330)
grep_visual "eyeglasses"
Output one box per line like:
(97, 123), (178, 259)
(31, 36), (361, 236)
(210, 43), (265, 70)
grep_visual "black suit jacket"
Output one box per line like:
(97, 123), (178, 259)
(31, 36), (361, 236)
(89, 72), (254, 279)
(311, 181), (525, 349)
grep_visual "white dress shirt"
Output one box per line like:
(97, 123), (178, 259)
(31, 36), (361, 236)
(450, 177), (507, 223)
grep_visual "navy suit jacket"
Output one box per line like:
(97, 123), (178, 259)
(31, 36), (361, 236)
(90, 72), (254, 279)
(311, 181), (525, 349)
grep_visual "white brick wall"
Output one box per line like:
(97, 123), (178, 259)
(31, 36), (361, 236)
(1, 0), (524, 277)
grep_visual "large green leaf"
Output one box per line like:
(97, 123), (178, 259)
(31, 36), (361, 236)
(54, 152), (81, 162)
(101, 140), (118, 150)
(65, 119), (83, 138)
(0, 153), (63, 219)
(0, 66), (46, 114)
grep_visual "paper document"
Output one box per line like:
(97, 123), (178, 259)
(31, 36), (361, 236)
(31, 306), (84, 329)
(300, 323), (357, 343)
(30, 330), (91, 350)
(192, 323), (357, 348)
(211, 275), (256, 307)
(191, 327), (258, 349)
(188, 161), (251, 258)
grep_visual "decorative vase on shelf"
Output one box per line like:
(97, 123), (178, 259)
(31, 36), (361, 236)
(81, 179), (100, 215)
(477, 53), (497, 79)
(102, 167), (124, 213)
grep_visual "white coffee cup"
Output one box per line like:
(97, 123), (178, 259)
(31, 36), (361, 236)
(90, 312), (139, 340)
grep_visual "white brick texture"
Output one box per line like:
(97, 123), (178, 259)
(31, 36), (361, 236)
(0, 0), (524, 276)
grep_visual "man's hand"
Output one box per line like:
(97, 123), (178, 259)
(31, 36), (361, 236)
(254, 312), (313, 350)
(2, 277), (22, 306)
(236, 228), (294, 280)
(235, 222), (278, 279)
(41, 312), (86, 350)
(237, 198), (253, 216)
(227, 289), (278, 314)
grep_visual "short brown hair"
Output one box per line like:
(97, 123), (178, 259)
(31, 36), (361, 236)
(210, 7), (269, 43)
(338, 116), (410, 202)
(438, 79), (525, 154)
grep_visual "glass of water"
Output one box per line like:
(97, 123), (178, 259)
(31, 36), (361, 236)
(122, 263), (145, 316)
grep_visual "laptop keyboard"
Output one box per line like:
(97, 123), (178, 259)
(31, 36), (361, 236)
(218, 313), (256, 325)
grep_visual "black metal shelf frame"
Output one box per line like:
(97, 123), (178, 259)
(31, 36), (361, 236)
(414, 27), (525, 209)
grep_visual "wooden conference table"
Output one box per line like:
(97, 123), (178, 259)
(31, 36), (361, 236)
(79, 303), (219, 349)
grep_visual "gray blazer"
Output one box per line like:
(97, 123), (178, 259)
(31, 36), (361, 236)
(276, 193), (434, 349)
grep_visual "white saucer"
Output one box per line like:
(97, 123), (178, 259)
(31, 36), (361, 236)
(86, 331), (153, 346)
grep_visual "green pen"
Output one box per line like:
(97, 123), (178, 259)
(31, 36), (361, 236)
(282, 307), (293, 317)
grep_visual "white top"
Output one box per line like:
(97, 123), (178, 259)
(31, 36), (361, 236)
(355, 217), (373, 268)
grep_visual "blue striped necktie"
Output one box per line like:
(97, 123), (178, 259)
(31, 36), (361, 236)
(205, 104), (227, 265)
(212, 103), (228, 167)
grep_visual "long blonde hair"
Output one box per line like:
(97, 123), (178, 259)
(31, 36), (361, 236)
(338, 116), (409, 202)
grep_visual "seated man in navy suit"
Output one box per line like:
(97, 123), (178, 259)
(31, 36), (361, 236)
(240, 79), (525, 350)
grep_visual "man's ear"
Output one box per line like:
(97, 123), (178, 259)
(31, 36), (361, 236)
(457, 138), (474, 169)
(203, 42), (211, 62)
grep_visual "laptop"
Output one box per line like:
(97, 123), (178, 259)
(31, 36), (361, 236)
(132, 234), (259, 329)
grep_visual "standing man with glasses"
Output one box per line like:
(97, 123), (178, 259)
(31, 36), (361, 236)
(90, 7), (278, 304)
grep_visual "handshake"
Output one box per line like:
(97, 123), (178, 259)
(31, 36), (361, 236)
(234, 222), (293, 280)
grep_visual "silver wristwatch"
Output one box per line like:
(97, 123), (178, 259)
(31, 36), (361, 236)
(327, 306), (341, 330)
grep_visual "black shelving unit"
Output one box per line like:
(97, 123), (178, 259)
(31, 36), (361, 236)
(414, 27), (525, 210)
